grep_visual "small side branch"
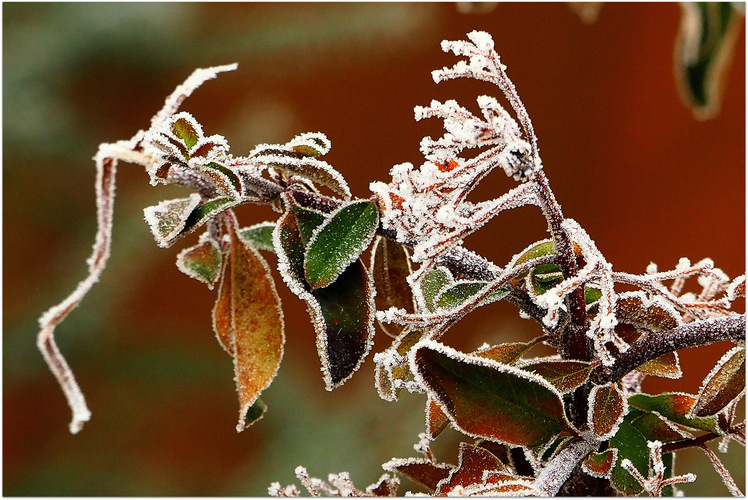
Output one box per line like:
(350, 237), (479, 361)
(591, 315), (745, 385)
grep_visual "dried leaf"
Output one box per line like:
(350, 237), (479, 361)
(582, 448), (618, 479)
(616, 291), (681, 332)
(638, 351), (683, 379)
(213, 229), (285, 431)
(426, 396), (450, 439)
(691, 346), (745, 417)
(436, 442), (506, 494)
(382, 458), (453, 492)
(474, 341), (535, 366)
(175, 232), (223, 289)
(520, 358), (594, 393)
(304, 200), (379, 289)
(588, 382), (627, 440)
(143, 194), (202, 248)
(370, 236), (416, 337)
(274, 206), (375, 389)
(411, 340), (571, 450)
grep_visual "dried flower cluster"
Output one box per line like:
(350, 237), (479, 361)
(38, 31), (744, 496)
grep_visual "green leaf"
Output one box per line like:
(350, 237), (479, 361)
(588, 382), (627, 440)
(238, 222), (276, 253)
(212, 228), (285, 432)
(274, 206), (375, 389)
(171, 114), (200, 149)
(304, 200), (379, 289)
(411, 340), (571, 450)
(610, 411), (649, 495)
(521, 359), (594, 393)
(628, 392), (718, 433)
(175, 233), (223, 288)
(143, 194), (202, 248)
(419, 267), (453, 312)
(181, 196), (240, 237)
(370, 236), (415, 337)
(691, 346), (745, 417)
(435, 281), (509, 311)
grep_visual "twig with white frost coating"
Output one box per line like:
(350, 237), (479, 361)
(36, 65), (238, 433)
(590, 314), (745, 385)
(533, 438), (598, 496)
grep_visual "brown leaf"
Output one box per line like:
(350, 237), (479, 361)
(213, 228), (285, 431)
(382, 458), (453, 492)
(437, 442), (506, 494)
(588, 382), (626, 440)
(691, 346), (745, 417)
(370, 236), (416, 337)
(426, 396), (450, 439)
(521, 358), (594, 393)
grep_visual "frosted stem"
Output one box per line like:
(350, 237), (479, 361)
(36, 152), (119, 433)
(533, 438), (597, 496)
(591, 315), (745, 385)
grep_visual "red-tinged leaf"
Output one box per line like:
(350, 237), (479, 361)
(143, 194), (202, 248)
(474, 342), (535, 365)
(176, 233), (222, 289)
(520, 358), (594, 393)
(365, 474), (400, 497)
(220, 229), (285, 432)
(201, 162), (243, 196)
(437, 442), (506, 495)
(181, 196), (241, 237)
(411, 340), (571, 450)
(273, 206), (375, 389)
(370, 236), (416, 337)
(638, 351), (683, 379)
(628, 392), (718, 433)
(426, 396), (450, 439)
(582, 449), (618, 479)
(616, 291), (681, 331)
(588, 382), (627, 440)
(382, 458), (453, 492)
(691, 346), (745, 417)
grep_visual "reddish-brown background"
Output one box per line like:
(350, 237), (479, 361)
(4, 3), (744, 495)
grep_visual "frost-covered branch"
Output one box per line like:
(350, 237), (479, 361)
(591, 314), (745, 385)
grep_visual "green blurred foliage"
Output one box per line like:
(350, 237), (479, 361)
(4, 3), (743, 496)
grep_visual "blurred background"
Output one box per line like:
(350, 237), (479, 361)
(4, 3), (744, 496)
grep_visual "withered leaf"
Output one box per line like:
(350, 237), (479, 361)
(588, 382), (627, 440)
(436, 442), (506, 495)
(520, 358), (594, 393)
(582, 449), (618, 479)
(382, 458), (453, 492)
(426, 396), (450, 439)
(691, 346), (745, 417)
(370, 236), (416, 337)
(412, 340), (571, 450)
(212, 228), (284, 431)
